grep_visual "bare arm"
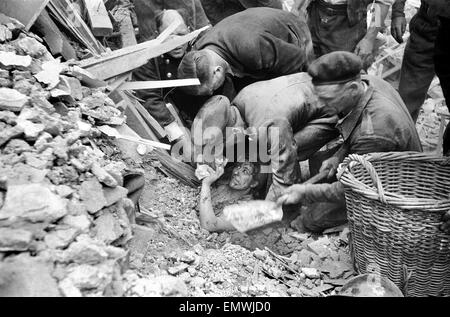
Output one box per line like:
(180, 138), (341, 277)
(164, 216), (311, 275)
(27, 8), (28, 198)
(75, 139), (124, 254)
(199, 181), (236, 232)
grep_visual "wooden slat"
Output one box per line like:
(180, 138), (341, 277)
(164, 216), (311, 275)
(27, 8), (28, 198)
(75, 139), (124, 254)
(117, 79), (200, 91)
(82, 0), (113, 37)
(48, 0), (105, 54)
(0, 0), (50, 30)
(80, 26), (209, 80)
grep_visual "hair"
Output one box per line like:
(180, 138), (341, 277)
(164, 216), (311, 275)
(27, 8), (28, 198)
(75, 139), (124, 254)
(178, 50), (213, 94)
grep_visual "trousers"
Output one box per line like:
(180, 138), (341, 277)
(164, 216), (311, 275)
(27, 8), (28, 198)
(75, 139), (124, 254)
(398, 3), (439, 122)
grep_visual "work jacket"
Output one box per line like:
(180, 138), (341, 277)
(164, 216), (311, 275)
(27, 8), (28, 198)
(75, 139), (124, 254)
(231, 73), (338, 200)
(194, 7), (314, 81)
(133, 54), (236, 128)
(304, 75), (423, 205)
(423, 0), (450, 18)
(200, 0), (283, 25)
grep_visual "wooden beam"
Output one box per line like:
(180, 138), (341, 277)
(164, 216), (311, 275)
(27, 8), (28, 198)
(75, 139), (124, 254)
(79, 26), (209, 80)
(47, 0), (106, 54)
(0, 0), (50, 31)
(82, 0), (113, 37)
(33, 9), (77, 61)
(117, 79), (200, 91)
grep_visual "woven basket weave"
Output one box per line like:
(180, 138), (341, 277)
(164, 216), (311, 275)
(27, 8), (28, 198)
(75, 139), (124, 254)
(337, 152), (450, 297)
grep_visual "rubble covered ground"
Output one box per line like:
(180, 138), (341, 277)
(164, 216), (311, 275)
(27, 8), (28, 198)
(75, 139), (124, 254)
(125, 158), (355, 297)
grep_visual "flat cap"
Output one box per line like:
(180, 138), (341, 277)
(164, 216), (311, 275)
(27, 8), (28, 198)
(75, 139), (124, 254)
(308, 51), (363, 86)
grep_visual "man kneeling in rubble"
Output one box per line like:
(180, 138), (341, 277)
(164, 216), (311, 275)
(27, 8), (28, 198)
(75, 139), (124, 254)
(192, 73), (338, 205)
(277, 51), (423, 233)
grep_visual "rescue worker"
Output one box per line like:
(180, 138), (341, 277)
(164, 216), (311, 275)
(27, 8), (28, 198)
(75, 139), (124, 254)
(177, 7), (314, 96)
(292, 0), (395, 69)
(277, 52), (423, 233)
(132, 10), (235, 161)
(192, 73), (338, 202)
(133, 0), (209, 41)
(199, 0), (283, 25)
(426, 0), (450, 233)
(425, 0), (450, 156)
(393, 0), (440, 122)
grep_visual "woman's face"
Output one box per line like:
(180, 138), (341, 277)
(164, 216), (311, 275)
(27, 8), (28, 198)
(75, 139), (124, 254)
(229, 162), (258, 190)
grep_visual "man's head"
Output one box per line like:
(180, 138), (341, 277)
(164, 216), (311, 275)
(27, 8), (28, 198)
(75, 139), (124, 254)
(156, 10), (189, 59)
(229, 162), (261, 191)
(308, 51), (365, 118)
(178, 49), (228, 96)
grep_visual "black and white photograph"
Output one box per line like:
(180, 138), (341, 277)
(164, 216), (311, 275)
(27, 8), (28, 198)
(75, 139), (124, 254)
(0, 0), (449, 302)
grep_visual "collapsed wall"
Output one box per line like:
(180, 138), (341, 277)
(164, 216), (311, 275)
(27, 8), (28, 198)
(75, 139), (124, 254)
(0, 15), (134, 297)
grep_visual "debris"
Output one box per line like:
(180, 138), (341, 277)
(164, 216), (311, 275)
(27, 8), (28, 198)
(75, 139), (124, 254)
(0, 51), (32, 67)
(79, 178), (107, 214)
(0, 228), (33, 252)
(0, 254), (60, 297)
(82, 0), (113, 37)
(168, 263), (190, 276)
(0, 184), (67, 223)
(301, 268), (321, 279)
(0, 88), (29, 112)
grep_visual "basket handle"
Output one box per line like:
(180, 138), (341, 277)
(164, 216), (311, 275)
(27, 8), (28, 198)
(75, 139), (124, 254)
(338, 154), (388, 204)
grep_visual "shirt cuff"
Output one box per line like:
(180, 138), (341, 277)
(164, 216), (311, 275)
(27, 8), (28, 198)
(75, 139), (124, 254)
(164, 121), (185, 142)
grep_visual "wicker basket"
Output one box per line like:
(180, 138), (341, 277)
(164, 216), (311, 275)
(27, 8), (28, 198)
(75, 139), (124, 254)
(337, 152), (450, 297)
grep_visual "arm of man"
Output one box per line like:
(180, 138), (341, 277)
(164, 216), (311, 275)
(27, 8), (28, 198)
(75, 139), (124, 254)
(391, 0), (407, 43)
(294, 101), (340, 161)
(199, 181), (236, 232)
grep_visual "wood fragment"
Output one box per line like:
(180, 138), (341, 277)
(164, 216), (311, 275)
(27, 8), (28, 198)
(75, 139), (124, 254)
(79, 26), (209, 80)
(117, 79), (200, 91)
(82, 0), (113, 37)
(48, 0), (105, 54)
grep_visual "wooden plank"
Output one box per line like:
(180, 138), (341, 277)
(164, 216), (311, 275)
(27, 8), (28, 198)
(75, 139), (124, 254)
(130, 95), (167, 139)
(166, 102), (192, 141)
(82, 0), (113, 37)
(48, 0), (106, 54)
(34, 9), (78, 60)
(117, 79), (200, 91)
(0, 0), (50, 30)
(80, 26), (209, 80)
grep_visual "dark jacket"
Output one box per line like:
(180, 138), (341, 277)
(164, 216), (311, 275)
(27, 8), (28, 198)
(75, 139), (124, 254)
(337, 75), (423, 154)
(200, 0), (283, 25)
(133, 54), (237, 127)
(134, 0), (210, 41)
(194, 7), (314, 81)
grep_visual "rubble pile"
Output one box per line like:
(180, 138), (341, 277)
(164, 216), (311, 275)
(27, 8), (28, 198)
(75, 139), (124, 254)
(125, 168), (356, 297)
(0, 17), (133, 297)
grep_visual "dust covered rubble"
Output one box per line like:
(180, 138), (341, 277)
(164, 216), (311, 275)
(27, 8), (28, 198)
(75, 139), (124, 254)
(0, 16), (132, 297)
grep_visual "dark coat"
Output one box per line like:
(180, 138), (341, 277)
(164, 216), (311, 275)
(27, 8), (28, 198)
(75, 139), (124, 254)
(133, 54), (237, 127)
(194, 7), (314, 81)
(199, 0), (283, 25)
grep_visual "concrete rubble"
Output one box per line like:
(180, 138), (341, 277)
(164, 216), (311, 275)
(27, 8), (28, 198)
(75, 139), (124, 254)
(0, 17), (132, 297)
